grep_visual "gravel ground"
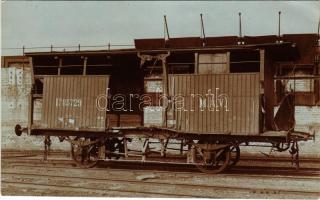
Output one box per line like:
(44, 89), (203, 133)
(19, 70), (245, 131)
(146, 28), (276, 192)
(1, 153), (320, 198)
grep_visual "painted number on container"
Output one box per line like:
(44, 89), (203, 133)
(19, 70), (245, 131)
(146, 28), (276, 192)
(56, 98), (82, 107)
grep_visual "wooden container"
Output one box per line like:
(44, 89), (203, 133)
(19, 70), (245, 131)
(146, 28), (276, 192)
(41, 75), (110, 131)
(168, 73), (260, 135)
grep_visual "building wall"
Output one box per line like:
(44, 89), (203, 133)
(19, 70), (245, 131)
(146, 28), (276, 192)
(1, 57), (69, 150)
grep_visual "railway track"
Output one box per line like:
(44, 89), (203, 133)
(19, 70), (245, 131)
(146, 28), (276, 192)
(2, 156), (320, 176)
(2, 158), (320, 183)
(2, 150), (320, 162)
(2, 169), (320, 198)
(2, 154), (320, 198)
(3, 162), (320, 184)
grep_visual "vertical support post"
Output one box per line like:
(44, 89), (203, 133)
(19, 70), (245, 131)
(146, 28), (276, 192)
(22, 46), (25, 55)
(200, 13), (206, 46)
(58, 58), (62, 75)
(28, 57), (34, 135)
(162, 57), (168, 126)
(28, 94), (33, 135)
(187, 144), (196, 163)
(29, 57), (35, 85)
(278, 11), (281, 39)
(226, 52), (230, 73)
(317, 16), (320, 42)
(194, 53), (199, 74)
(44, 137), (48, 161)
(259, 49), (265, 133)
(260, 50), (265, 94)
(164, 15), (170, 40)
(83, 57), (88, 75)
(160, 139), (165, 157)
(43, 136), (51, 161)
(180, 139), (184, 155)
(160, 52), (170, 127)
(239, 12), (242, 38)
(99, 143), (106, 159)
(123, 137), (128, 158)
(142, 138), (149, 162)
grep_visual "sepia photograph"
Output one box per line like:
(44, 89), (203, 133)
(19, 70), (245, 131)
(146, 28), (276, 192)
(1, 1), (320, 199)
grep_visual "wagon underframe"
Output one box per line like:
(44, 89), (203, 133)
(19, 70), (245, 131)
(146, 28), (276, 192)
(22, 126), (312, 173)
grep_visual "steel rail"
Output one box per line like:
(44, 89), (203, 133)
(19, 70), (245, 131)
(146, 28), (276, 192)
(3, 158), (320, 179)
(4, 163), (320, 181)
(1, 180), (199, 198)
(3, 171), (320, 197)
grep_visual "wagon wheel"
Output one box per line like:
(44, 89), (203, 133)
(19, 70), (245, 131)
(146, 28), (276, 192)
(194, 143), (230, 174)
(70, 137), (99, 168)
(229, 145), (240, 166)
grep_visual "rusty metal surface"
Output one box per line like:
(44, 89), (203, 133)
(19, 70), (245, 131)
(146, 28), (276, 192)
(168, 73), (260, 135)
(134, 38), (165, 50)
(244, 35), (278, 45)
(1, 56), (30, 68)
(167, 37), (202, 48)
(283, 34), (318, 64)
(41, 75), (109, 131)
(205, 36), (238, 47)
(106, 114), (142, 128)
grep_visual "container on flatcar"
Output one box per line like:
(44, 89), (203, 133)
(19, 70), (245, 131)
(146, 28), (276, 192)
(168, 73), (260, 135)
(40, 75), (110, 131)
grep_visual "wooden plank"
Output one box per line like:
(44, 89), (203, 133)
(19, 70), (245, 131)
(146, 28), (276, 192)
(194, 75), (199, 132)
(174, 75), (179, 129)
(199, 75), (205, 133)
(57, 77), (62, 129)
(223, 74), (230, 132)
(189, 75), (195, 132)
(240, 74), (246, 134)
(181, 75), (186, 131)
(244, 74), (250, 134)
(235, 74), (241, 134)
(94, 77), (100, 129)
(208, 75), (212, 132)
(206, 75), (212, 133)
(231, 74), (237, 134)
(248, 74), (253, 134)
(255, 73), (260, 133)
(82, 77), (89, 129)
(88, 77), (95, 129)
(48, 77), (54, 128)
(185, 75), (190, 132)
(41, 78), (48, 128)
(228, 74), (233, 133)
(200, 75), (205, 132)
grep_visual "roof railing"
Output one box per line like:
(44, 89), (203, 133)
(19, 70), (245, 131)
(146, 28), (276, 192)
(2, 43), (135, 55)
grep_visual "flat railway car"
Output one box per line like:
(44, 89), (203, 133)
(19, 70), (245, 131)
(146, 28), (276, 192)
(15, 34), (318, 173)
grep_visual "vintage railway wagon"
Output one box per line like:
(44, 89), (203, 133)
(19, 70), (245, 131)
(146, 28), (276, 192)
(15, 33), (318, 173)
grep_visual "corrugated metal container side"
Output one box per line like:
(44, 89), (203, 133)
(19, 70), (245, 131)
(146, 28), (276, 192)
(41, 75), (110, 131)
(168, 73), (260, 135)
